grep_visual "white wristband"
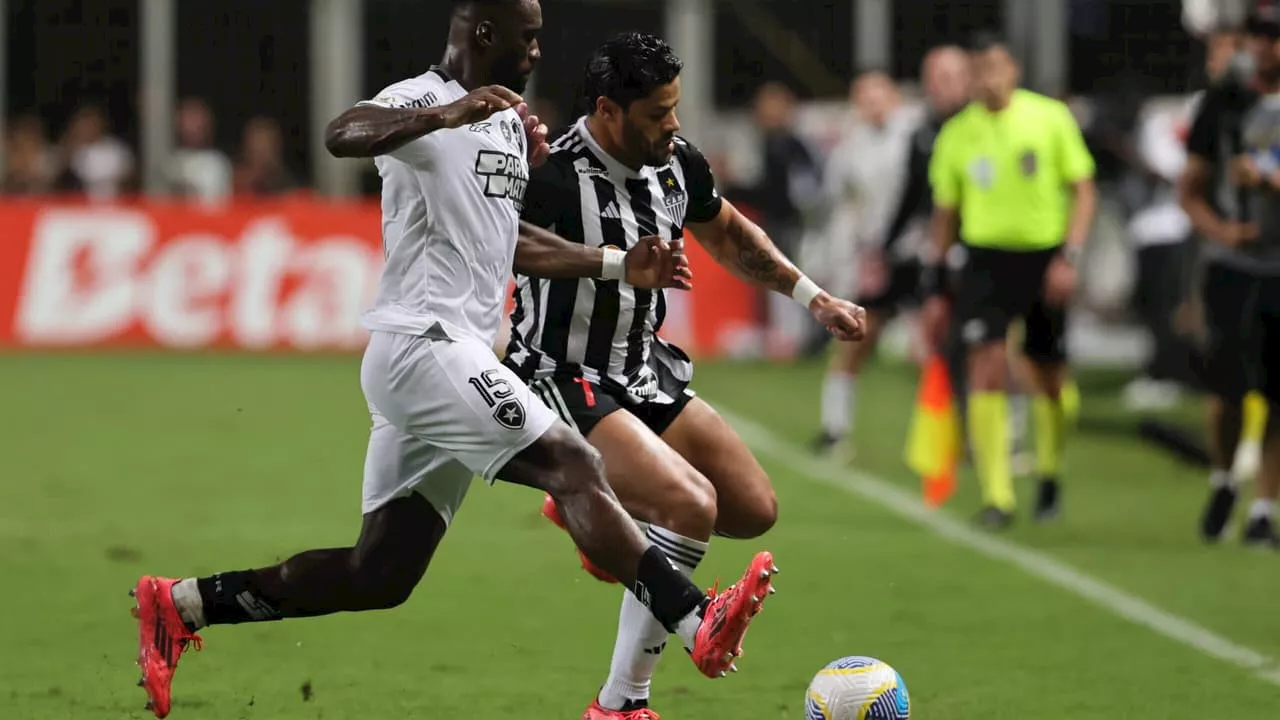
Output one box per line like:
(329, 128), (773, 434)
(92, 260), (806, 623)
(601, 247), (627, 281)
(792, 275), (823, 308)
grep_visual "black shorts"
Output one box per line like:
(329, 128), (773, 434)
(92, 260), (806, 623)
(953, 245), (1067, 363)
(524, 373), (696, 439)
(859, 261), (922, 314)
(1200, 261), (1280, 403)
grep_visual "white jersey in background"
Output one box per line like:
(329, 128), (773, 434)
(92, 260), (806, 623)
(824, 106), (919, 253)
(358, 67), (531, 346)
(814, 106), (918, 298)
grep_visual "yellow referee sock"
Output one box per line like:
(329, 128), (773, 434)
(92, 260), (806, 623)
(1032, 395), (1066, 477)
(1060, 377), (1081, 427)
(969, 392), (1015, 511)
(1243, 392), (1268, 446)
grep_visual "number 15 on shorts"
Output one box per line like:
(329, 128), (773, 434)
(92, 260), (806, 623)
(469, 369), (527, 430)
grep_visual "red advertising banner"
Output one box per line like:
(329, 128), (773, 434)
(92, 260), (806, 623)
(0, 199), (762, 356)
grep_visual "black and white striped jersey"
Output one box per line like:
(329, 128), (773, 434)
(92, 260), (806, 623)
(504, 116), (724, 404)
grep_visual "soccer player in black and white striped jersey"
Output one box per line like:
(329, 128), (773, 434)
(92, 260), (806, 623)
(505, 32), (867, 719)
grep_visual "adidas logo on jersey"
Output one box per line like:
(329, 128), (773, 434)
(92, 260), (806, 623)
(601, 202), (622, 220)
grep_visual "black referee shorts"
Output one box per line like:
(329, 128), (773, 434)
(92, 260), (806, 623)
(1200, 261), (1280, 403)
(953, 245), (1067, 364)
(522, 373), (696, 439)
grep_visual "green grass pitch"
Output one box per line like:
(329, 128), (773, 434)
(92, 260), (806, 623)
(2, 352), (1279, 718)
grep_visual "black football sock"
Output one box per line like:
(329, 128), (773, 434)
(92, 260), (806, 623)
(195, 570), (283, 626)
(632, 545), (707, 633)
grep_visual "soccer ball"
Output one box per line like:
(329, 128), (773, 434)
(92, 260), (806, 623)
(804, 656), (910, 720)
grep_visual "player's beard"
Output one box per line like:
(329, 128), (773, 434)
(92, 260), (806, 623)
(623, 119), (673, 168)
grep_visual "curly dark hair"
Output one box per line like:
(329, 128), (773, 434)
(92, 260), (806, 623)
(583, 32), (683, 113)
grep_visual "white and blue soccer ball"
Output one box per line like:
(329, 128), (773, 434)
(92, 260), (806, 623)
(804, 656), (910, 720)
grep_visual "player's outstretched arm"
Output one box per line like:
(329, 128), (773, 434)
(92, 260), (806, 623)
(514, 221), (693, 290)
(687, 201), (865, 341)
(686, 201), (801, 297)
(325, 85), (524, 158)
(324, 105), (451, 158)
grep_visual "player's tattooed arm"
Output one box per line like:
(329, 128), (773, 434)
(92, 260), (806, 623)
(515, 222), (693, 290)
(691, 202), (866, 340)
(687, 201), (801, 296)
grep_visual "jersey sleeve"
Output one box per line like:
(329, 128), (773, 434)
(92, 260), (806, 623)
(520, 157), (575, 230)
(673, 137), (725, 225)
(354, 76), (447, 166)
(1185, 88), (1223, 160)
(356, 75), (445, 111)
(929, 123), (963, 210)
(1055, 103), (1096, 183)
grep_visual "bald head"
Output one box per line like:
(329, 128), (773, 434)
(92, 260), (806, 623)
(921, 45), (970, 116)
(850, 70), (900, 127)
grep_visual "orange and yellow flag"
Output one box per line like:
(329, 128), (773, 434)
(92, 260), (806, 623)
(904, 354), (961, 507)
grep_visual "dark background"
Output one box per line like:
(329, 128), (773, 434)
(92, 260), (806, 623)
(5, 0), (1198, 183)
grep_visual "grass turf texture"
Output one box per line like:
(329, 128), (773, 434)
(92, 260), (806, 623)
(1, 353), (1278, 719)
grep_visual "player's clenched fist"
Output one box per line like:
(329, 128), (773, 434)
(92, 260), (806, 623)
(625, 235), (694, 291)
(438, 85), (524, 129)
(810, 295), (867, 342)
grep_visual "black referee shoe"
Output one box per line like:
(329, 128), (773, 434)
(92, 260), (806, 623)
(1033, 477), (1061, 522)
(1242, 515), (1280, 549)
(974, 506), (1014, 531)
(1199, 485), (1238, 542)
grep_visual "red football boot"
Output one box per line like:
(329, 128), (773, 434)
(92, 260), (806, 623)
(582, 698), (660, 719)
(541, 493), (619, 584)
(131, 576), (203, 718)
(689, 551), (778, 678)
(583, 696), (660, 717)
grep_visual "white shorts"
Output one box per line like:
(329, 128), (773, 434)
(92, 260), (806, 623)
(359, 330), (558, 524)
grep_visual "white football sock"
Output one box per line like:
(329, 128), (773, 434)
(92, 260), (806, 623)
(1249, 498), (1275, 520)
(170, 578), (207, 630)
(598, 524), (708, 710)
(1210, 469), (1237, 489)
(821, 373), (854, 437)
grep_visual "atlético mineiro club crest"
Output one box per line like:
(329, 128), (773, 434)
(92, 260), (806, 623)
(663, 191), (687, 223)
(659, 173), (687, 222)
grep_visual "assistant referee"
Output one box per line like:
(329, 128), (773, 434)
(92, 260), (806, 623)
(921, 32), (1097, 530)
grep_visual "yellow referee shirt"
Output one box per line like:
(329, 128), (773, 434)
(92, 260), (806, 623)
(929, 89), (1095, 251)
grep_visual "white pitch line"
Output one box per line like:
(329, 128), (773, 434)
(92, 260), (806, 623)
(718, 407), (1280, 687)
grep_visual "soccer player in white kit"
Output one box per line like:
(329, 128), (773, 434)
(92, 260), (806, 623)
(128, 3), (777, 717)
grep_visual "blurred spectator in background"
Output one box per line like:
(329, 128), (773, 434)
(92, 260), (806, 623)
(740, 82), (822, 258)
(233, 117), (298, 196)
(2, 114), (55, 195)
(1179, 8), (1280, 546)
(54, 103), (135, 200)
(167, 97), (232, 205)
(731, 82), (823, 355)
(811, 68), (919, 457)
(819, 70), (914, 307)
(1122, 29), (1243, 410)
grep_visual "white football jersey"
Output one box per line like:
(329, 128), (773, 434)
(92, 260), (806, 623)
(358, 67), (530, 346)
